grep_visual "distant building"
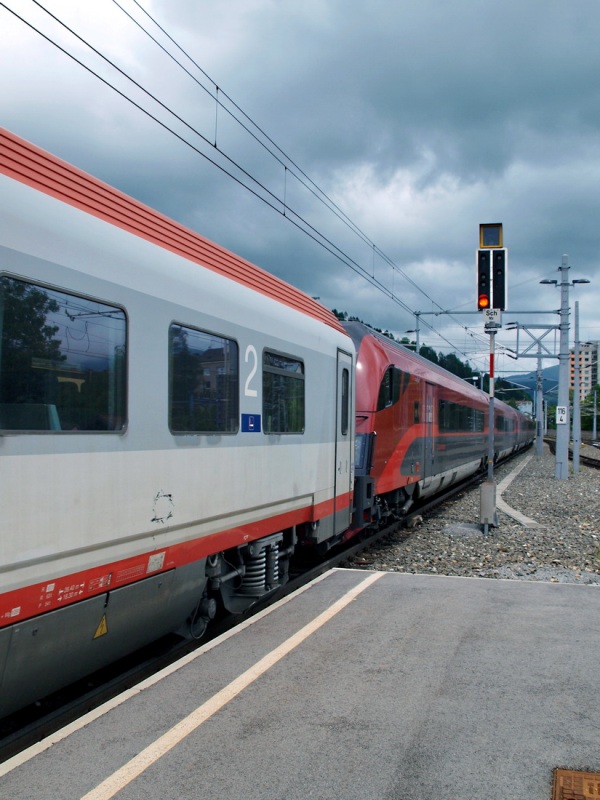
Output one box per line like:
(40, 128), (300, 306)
(570, 341), (600, 400)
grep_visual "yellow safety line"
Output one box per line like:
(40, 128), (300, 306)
(80, 571), (383, 800)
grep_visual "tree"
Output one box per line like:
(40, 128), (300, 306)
(439, 352), (472, 379)
(580, 385), (600, 432)
(0, 277), (64, 403)
(418, 344), (439, 365)
(399, 336), (417, 351)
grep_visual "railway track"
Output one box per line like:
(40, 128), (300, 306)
(544, 437), (600, 469)
(0, 452), (521, 763)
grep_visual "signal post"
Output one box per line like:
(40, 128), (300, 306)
(477, 224), (507, 533)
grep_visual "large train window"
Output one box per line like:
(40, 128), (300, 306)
(376, 366), (408, 411)
(169, 324), (239, 433)
(496, 415), (515, 433)
(439, 399), (485, 433)
(0, 276), (126, 432)
(263, 351), (304, 434)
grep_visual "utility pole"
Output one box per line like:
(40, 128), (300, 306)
(541, 256), (590, 480)
(535, 343), (544, 457)
(406, 312), (421, 353)
(573, 301), (581, 473)
(556, 256), (571, 480)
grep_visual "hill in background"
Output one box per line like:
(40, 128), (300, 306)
(503, 364), (559, 404)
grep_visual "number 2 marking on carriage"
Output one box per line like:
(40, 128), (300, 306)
(244, 345), (258, 397)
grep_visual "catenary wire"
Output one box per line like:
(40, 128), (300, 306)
(115, 0), (493, 353)
(3, 0), (493, 364)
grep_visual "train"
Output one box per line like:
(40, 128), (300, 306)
(0, 128), (534, 719)
(345, 322), (535, 532)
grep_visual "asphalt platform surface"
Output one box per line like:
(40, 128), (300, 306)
(1, 567), (598, 800)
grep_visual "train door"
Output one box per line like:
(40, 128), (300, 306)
(420, 382), (436, 488)
(333, 350), (354, 534)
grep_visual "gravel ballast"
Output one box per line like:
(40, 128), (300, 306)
(345, 444), (600, 584)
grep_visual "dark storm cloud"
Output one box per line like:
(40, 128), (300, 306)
(3, 0), (600, 369)
(171, 0), (600, 178)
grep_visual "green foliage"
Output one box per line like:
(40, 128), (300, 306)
(580, 385), (600, 431)
(438, 352), (471, 378)
(0, 278), (64, 403)
(418, 344), (439, 364)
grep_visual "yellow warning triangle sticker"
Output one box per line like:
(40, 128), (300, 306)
(93, 614), (108, 639)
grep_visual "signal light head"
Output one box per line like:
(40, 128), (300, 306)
(476, 249), (492, 311)
(492, 249), (507, 310)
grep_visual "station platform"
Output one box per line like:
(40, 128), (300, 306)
(1, 568), (599, 800)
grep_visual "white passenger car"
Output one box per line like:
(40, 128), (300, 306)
(0, 128), (354, 716)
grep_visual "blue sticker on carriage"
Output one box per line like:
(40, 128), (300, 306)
(241, 414), (261, 432)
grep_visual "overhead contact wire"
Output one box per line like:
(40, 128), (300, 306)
(4, 0), (480, 360)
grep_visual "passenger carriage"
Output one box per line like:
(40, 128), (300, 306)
(344, 322), (533, 531)
(0, 128), (354, 716)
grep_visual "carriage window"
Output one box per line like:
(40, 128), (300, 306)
(263, 351), (304, 434)
(341, 367), (349, 435)
(414, 401), (420, 424)
(0, 277), (126, 432)
(169, 324), (239, 433)
(472, 409), (485, 432)
(377, 367), (392, 410)
(377, 366), (405, 411)
(439, 399), (485, 433)
(495, 415), (514, 433)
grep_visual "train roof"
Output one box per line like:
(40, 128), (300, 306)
(343, 322), (480, 392)
(344, 321), (521, 416)
(0, 127), (345, 336)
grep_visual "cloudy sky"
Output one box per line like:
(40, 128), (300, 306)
(2, 0), (600, 379)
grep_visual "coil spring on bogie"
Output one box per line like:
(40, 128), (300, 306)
(239, 541), (280, 595)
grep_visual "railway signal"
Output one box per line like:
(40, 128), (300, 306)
(477, 250), (491, 310)
(477, 223), (507, 312)
(478, 223), (508, 534)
